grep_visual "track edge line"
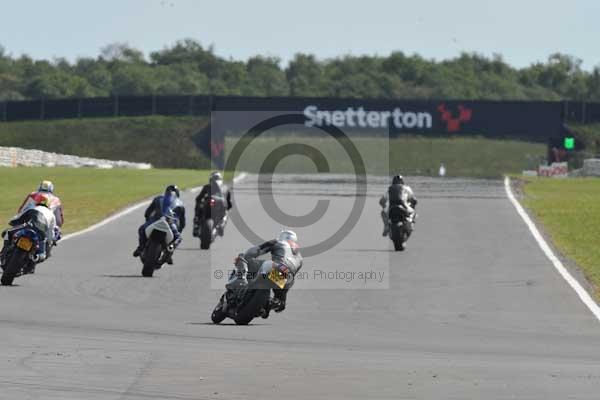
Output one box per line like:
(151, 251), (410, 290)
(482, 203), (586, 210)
(62, 172), (248, 242)
(504, 176), (600, 321)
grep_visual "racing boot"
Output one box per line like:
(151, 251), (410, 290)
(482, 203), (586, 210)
(381, 209), (389, 236)
(132, 246), (142, 258)
(382, 223), (390, 237)
(271, 289), (287, 313)
(165, 244), (175, 265)
(217, 215), (228, 237)
(192, 216), (200, 237)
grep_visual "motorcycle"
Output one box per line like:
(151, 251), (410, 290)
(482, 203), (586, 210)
(138, 192), (180, 277)
(1, 220), (48, 285)
(194, 195), (226, 250)
(388, 204), (413, 251)
(211, 257), (287, 325)
(139, 216), (177, 277)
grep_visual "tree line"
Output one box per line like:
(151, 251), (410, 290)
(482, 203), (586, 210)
(1, 39), (599, 102)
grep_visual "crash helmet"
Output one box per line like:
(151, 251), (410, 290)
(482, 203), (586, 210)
(278, 229), (298, 243)
(39, 180), (54, 193)
(165, 184), (180, 198)
(392, 175), (404, 185)
(210, 171), (223, 183)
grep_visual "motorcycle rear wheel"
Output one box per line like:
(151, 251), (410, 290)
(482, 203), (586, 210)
(234, 289), (271, 325)
(390, 225), (406, 251)
(200, 219), (213, 250)
(1, 249), (28, 285)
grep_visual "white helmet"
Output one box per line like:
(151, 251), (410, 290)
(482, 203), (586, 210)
(210, 171), (223, 183)
(278, 229), (298, 243)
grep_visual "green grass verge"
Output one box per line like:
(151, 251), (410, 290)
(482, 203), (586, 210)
(227, 136), (545, 178)
(521, 177), (600, 298)
(0, 167), (208, 234)
(0, 116), (211, 169)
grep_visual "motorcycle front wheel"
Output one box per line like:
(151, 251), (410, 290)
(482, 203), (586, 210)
(234, 289), (271, 325)
(141, 239), (162, 277)
(211, 294), (227, 324)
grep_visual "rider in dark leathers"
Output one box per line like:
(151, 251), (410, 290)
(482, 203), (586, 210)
(193, 171), (232, 237)
(380, 175), (417, 236)
(133, 185), (185, 264)
(227, 230), (302, 314)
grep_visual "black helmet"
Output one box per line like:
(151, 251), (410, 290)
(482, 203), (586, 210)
(392, 175), (404, 185)
(165, 184), (180, 198)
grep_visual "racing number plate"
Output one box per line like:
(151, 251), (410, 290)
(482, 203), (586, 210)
(267, 269), (286, 289)
(16, 237), (33, 252)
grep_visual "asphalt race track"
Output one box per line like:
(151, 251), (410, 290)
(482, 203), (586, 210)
(1, 175), (600, 399)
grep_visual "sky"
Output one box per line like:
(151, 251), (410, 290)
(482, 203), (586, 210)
(0, 0), (597, 69)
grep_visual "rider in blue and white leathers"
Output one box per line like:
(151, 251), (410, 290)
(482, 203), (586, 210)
(133, 185), (186, 264)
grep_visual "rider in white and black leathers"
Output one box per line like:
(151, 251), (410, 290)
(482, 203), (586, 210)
(379, 175), (417, 236)
(227, 230), (302, 313)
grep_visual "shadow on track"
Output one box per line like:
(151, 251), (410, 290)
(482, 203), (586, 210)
(100, 274), (145, 278)
(343, 248), (393, 253)
(187, 322), (270, 326)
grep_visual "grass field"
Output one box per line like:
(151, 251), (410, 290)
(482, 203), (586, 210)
(227, 136), (546, 178)
(521, 177), (600, 298)
(0, 167), (208, 234)
(0, 116), (211, 169)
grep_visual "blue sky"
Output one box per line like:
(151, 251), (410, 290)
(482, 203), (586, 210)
(0, 0), (597, 69)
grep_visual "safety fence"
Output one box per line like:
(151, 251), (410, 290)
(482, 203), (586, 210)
(1, 96), (599, 126)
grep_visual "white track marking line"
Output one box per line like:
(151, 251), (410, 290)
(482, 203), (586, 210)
(62, 172), (248, 242)
(504, 176), (600, 321)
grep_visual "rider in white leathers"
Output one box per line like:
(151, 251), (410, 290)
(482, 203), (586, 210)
(379, 175), (417, 236)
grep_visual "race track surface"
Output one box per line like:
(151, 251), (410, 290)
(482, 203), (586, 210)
(1, 175), (600, 399)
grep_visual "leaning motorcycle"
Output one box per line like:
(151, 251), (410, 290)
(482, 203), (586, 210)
(194, 195), (226, 250)
(138, 193), (180, 277)
(388, 204), (413, 251)
(211, 257), (287, 325)
(1, 221), (47, 285)
(139, 216), (177, 277)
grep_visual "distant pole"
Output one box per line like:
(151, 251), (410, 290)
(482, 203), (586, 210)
(439, 163), (446, 177)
